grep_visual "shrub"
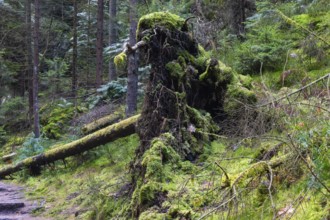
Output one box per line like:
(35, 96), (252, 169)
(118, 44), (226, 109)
(16, 133), (44, 161)
(0, 96), (28, 131)
(235, 25), (291, 75)
(87, 79), (127, 109)
(41, 99), (75, 139)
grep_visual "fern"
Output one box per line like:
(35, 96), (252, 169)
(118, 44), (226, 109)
(41, 99), (75, 139)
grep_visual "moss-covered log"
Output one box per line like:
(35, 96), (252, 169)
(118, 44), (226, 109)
(81, 112), (122, 135)
(0, 115), (140, 178)
(1, 153), (17, 163)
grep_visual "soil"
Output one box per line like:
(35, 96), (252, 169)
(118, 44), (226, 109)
(0, 181), (46, 220)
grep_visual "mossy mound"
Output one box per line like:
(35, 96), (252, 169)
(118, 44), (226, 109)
(137, 12), (186, 41)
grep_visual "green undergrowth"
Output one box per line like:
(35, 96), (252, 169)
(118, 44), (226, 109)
(10, 110), (329, 220)
(15, 134), (139, 220)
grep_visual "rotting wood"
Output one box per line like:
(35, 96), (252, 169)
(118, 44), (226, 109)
(0, 115), (140, 178)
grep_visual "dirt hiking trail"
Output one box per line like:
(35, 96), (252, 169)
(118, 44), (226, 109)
(0, 181), (46, 220)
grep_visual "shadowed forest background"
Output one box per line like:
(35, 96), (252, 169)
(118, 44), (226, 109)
(0, 0), (329, 219)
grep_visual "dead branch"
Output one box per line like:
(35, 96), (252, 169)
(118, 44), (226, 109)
(287, 134), (330, 194)
(258, 73), (330, 107)
(124, 40), (146, 54)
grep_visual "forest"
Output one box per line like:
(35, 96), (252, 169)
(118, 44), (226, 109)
(0, 0), (329, 219)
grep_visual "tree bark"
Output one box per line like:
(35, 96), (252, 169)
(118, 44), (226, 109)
(72, 0), (78, 106)
(0, 115), (140, 178)
(87, 0), (91, 86)
(126, 0), (138, 116)
(108, 0), (117, 81)
(33, 0), (40, 138)
(25, 0), (33, 123)
(229, 0), (249, 35)
(96, 0), (104, 87)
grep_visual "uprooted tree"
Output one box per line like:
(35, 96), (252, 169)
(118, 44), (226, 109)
(0, 11), (262, 218)
(114, 12), (258, 217)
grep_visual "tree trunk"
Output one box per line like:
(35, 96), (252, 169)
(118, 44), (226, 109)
(0, 115), (140, 178)
(25, 0), (33, 123)
(126, 0), (138, 116)
(86, 0), (91, 86)
(108, 0), (117, 81)
(230, 0), (248, 35)
(33, 0), (40, 138)
(96, 0), (104, 87)
(72, 0), (78, 106)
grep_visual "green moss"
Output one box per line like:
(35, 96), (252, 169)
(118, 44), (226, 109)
(139, 209), (166, 220)
(224, 83), (257, 115)
(197, 44), (209, 58)
(17, 134), (140, 219)
(165, 60), (185, 80)
(142, 133), (180, 182)
(1, 136), (25, 158)
(167, 202), (193, 219)
(186, 106), (219, 133)
(139, 181), (164, 206)
(199, 59), (233, 83)
(114, 52), (127, 68)
(198, 60), (211, 81)
(238, 74), (253, 89)
(137, 12), (185, 40)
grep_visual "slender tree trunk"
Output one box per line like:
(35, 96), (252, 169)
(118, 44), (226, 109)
(33, 0), (40, 138)
(96, 0), (104, 87)
(108, 0), (117, 81)
(86, 0), (91, 86)
(25, 0), (33, 122)
(72, 0), (78, 106)
(230, 0), (247, 35)
(126, 0), (138, 116)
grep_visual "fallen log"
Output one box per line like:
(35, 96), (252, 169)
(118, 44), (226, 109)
(81, 113), (122, 135)
(0, 114), (140, 178)
(2, 153), (17, 163)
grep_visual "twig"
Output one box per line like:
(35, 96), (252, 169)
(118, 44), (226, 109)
(214, 161), (230, 187)
(327, 75), (330, 101)
(196, 130), (227, 139)
(290, 102), (330, 114)
(276, 9), (330, 46)
(198, 194), (237, 220)
(286, 190), (307, 220)
(287, 134), (330, 194)
(266, 163), (276, 220)
(258, 73), (330, 107)
(124, 41), (146, 54)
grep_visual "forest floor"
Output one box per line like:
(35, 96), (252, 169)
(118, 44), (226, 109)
(0, 181), (46, 220)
